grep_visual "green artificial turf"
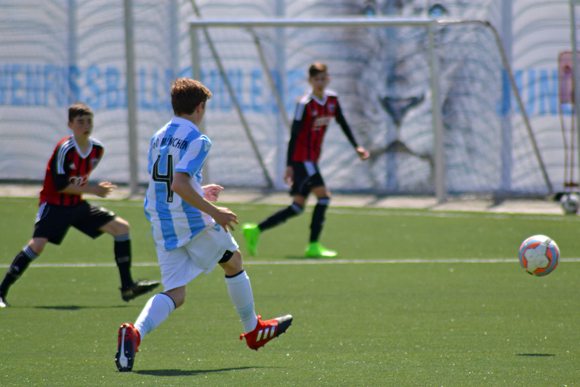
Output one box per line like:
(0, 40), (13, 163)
(0, 197), (579, 386)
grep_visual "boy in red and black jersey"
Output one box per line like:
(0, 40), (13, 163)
(0, 102), (159, 308)
(243, 63), (369, 258)
(40, 134), (105, 206)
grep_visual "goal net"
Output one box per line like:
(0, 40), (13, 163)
(188, 17), (552, 196)
(0, 0), (554, 198)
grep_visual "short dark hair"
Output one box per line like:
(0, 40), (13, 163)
(68, 102), (93, 122)
(308, 62), (328, 78)
(171, 78), (212, 116)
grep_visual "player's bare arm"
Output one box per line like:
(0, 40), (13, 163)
(60, 181), (117, 198)
(172, 172), (238, 232)
(202, 184), (224, 202)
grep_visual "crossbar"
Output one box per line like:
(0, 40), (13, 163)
(187, 17), (434, 28)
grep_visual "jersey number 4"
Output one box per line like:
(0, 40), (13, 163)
(152, 154), (174, 203)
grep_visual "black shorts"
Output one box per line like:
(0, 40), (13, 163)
(33, 201), (116, 245)
(289, 161), (326, 196)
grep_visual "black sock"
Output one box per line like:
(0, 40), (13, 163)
(0, 246), (38, 297)
(258, 202), (304, 232)
(114, 234), (134, 290)
(310, 197), (330, 242)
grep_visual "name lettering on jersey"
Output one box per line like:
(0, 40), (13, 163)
(152, 136), (188, 151)
(69, 175), (89, 186)
(313, 117), (332, 128)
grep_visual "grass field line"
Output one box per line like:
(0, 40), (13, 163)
(2, 258), (579, 268)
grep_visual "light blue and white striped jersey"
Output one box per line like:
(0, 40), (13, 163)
(144, 117), (212, 251)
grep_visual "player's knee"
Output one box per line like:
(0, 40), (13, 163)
(115, 218), (130, 234)
(173, 293), (186, 308)
(220, 250), (243, 276)
(292, 195), (306, 208)
(165, 288), (186, 308)
(29, 238), (47, 255)
(291, 202), (304, 215)
(104, 217), (130, 236)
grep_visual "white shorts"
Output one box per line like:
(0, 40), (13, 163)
(156, 224), (239, 291)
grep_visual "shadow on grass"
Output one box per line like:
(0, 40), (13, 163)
(135, 366), (266, 377)
(33, 305), (132, 311)
(516, 354), (555, 357)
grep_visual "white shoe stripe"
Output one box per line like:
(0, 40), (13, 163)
(270, 326), (276, 337)
(256, 330), (263, 342)
(264, 327), (270, 338)
(119, 328), (128, 367)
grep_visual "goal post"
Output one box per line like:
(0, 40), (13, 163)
(187, 17), (552, 201)
(570, 0), (580, 190)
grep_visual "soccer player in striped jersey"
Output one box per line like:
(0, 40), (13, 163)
(242, 62), (369, 258)
(0, 102), (159, 308)
(115, 78), (292, 372)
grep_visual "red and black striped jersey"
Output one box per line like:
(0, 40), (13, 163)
(39, 136), (104, 206)
(287, 90), (359, 165)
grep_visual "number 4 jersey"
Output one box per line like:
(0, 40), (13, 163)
(144, 117), (213, 251)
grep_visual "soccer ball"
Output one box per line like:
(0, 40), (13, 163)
(518, 235), (560, 277)
(560, 193), (580, 215)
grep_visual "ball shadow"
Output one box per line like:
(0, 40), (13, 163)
(135, 366), (270, 377)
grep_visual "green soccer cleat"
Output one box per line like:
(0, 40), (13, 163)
(305, 242), (337, 258)
(242, 223), (261, 256)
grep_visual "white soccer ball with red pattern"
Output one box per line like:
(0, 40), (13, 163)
(518, 235), (560, 277)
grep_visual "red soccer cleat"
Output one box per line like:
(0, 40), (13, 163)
(240, 314), (293, 351)
(115, 323), (141, 372)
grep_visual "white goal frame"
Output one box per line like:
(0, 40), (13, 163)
(570, 0), (580, 190)
(186, 17), (552, 203)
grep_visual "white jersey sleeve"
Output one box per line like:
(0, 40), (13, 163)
(175, 136), (211, 178)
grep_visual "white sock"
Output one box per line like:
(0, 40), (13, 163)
(134, 293), (176, 339)
(225, 271), (258, 333)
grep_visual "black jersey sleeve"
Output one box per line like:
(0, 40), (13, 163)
(286, 101), (306, 166)
(334, 98), (359, 149)
(50, 146), (72, 191)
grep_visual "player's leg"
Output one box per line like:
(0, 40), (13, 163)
(305, 185), (336, 258)
(257, 194), (306, 231)
(221, 250), (293, 350)
(116, 290), (178, 372)
(220, 250), (258, 333)
(99, 218), (134, 290)
(242, 163), (311, 256)
(0, 238), (47, 308)
(133, 286), (181, 339)
(115, 245), (188, 372)
(242, 196), (305, 256)
(0, 202), (73, 307)
(75, 204), (159, 301)
(116, 287), (180, 373)
(242, 162), (317, 256)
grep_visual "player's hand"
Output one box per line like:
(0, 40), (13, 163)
(284, 166), (294, 185)
(93, 182), (117, 198)
(202, 184), (224, 202)
(212, 206), (238, 233)
(356, 147), (370, 160)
